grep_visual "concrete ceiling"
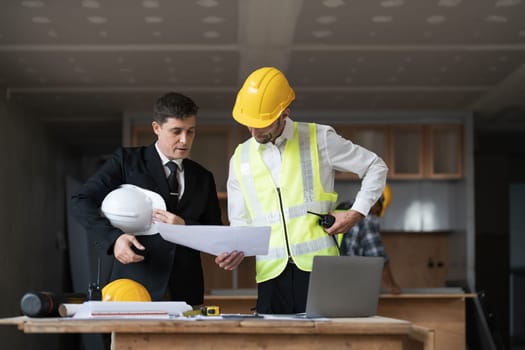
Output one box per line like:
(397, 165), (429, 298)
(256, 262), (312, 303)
(1, 0), (525, 154)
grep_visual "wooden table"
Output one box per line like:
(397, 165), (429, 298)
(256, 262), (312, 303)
(204, 291), (474, 350)
(2, 315), (432, 350)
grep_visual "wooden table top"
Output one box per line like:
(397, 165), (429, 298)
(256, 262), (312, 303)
(2, 315), (414, 335)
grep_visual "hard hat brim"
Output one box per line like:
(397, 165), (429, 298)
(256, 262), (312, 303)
(232, 111), (281, 129)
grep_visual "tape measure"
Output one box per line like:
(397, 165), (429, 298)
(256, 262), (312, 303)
(183, 305), (220, 317)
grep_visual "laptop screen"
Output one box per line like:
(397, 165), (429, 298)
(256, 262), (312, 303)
(305, 255), (384, 318)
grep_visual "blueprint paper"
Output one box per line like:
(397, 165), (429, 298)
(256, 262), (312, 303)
(157, 223), (270, 256)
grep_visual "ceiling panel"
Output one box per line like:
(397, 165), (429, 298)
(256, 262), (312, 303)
(0, 0), (524, 155)
(294, 0), (525, 45)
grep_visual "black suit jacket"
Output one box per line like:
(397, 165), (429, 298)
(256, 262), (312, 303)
(71, 144), (222, 304)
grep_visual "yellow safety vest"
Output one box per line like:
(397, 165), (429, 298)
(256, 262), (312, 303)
(232, 122), (339, 283)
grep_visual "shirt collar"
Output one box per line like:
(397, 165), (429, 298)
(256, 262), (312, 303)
(254, 117), (294, 150)
(155, 142), (183, 170)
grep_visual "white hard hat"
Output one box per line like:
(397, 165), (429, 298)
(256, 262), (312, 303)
(101, 184), (166, 236)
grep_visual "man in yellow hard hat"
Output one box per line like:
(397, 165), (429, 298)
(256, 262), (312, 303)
(337, 185), (401, 294)
(215, 67), (388, 314)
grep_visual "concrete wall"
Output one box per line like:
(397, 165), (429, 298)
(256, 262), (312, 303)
(0, 94), (78, 349)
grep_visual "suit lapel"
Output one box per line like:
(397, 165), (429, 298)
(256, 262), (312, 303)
(145, 144), (171, 201)
(179, 159), (195, 206)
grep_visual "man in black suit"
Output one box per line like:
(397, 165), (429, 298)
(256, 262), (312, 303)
(71, 92), (222, 306)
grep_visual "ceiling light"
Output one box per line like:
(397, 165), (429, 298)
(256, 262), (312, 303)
(87, 16), (108, 24)
(81, 0), (100, 8)
(21, 1), (44, 8)
(438, 0), (462, 7)
(426, 15), (446, 24)
(381, 0), (405, 7)
(495, 0), (522, 7)
(372, 16), (393, 23)
(196, 0), (218, 8)
(203, 31), (220, 38)
(485, 15), (508, 23)
(31, 16), (51, 24)
(145, 16), (163, 23)
(322, 0), (345, 8)
(312, 30), (333, 38)
(316, 16), (337, 24)
(202, 16), (225, 24)
(142, 0), (160, 8)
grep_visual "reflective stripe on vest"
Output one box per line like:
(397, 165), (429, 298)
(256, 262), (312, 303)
(233, 122), (339, 283)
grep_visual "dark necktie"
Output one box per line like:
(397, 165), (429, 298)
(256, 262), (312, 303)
(166, 161), (179, 208)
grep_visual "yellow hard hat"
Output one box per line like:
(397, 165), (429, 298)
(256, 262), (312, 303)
(102, 278), (152, 302)
(232, 67), (295, 128)
(379, 184), (392, 217)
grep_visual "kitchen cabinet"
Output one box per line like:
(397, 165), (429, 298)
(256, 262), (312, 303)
(333, 124), (463, 180)
(382, 232), (449, 288)
(425, 125), (464, 179)
(334, 125), (387, 180)
(390, 125), (424, 179)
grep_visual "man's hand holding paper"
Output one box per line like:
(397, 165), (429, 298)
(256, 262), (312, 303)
(156, 222), (270, 257)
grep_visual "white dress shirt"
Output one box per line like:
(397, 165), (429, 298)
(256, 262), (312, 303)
(227, 118), (388, 225)
(155, 143), (185, 199)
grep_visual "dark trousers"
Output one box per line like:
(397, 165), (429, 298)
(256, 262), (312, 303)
(256, 262), (310, 314)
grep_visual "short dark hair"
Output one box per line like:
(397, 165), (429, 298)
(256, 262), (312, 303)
(153, 92), (199, 124)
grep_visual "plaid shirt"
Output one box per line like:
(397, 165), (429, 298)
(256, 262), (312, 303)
(339, 214), (389, 264)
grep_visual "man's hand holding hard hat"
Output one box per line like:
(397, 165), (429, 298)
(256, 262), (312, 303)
(101, 184), (168, 264)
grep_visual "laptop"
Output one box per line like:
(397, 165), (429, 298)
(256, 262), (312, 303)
(304, 255), (384, 318)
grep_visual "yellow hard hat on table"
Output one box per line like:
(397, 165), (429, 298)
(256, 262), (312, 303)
(232, 67), (295, 128)
(102, 278), (152, 302)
